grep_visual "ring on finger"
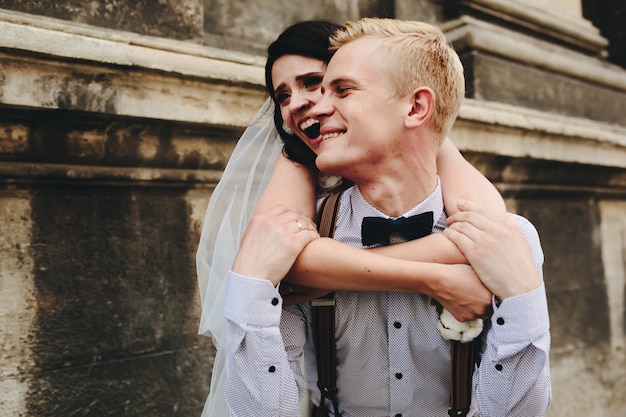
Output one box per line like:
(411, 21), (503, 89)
(295, 219), (303, 232)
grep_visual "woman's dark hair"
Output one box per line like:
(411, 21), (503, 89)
(265, 20), (343, 166)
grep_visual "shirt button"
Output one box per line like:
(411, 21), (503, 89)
(395, 373), (403, 379)
(271, 298), (279, 306)
(395, 414), (402, 417)
(393, 321), (402, 329)
(269, 365), (276, 373)
(495, 364), (503, 371)
(496, 317), (505, 325)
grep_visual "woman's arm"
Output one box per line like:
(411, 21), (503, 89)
(255, 139), (506, 265)
(438, 137), (506, 216)
(253, 140), (501, 319)
(285, 237), (491, 322)
(255, 152), (317, 219)
(256, 152), (467, 264)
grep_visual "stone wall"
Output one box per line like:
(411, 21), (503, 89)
(0, 7), (265, 415)
(1, 1), (626, 416)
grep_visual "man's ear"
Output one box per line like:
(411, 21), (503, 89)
(405, 87), (435, 129)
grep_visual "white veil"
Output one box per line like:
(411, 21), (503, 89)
(196, 98), (283, 416)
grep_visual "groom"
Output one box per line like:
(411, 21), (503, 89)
(224, 18), (551, 417)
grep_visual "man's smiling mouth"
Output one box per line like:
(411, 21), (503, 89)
(322, 132), (343, 140)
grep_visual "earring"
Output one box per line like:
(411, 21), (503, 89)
(282, 121), (294, 135)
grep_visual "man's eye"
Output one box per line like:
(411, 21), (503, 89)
(304, 76), (323, 89)
(336, 86), (351, 96)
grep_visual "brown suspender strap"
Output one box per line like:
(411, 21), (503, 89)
(312, 191), (343, 417)
(312, 295), (340, 417)
(449, 340), (476, 416)
(314, 191), (343, 240)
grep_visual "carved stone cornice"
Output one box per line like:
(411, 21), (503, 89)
(455, 98), (626, 170)
(0, 9), (266, 128)
(443, 15), (625, 92)
(456, 0), (607, 54)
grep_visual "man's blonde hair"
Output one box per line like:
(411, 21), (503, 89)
(330, 18), (465, 145)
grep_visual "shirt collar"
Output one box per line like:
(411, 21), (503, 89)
(350, 176), (444, 222)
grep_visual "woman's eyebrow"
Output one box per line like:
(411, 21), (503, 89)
(295, 71), (324, 83)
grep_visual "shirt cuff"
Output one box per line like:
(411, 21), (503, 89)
(222, 271), (283, 327)
(491, 283), (550, 343)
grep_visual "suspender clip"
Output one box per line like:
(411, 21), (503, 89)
(311, 299), (336, 307)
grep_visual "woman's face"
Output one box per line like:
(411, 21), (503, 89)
(271, 55), (325, 152)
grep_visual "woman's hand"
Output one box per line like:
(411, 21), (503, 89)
(232, 205), (319, 286)
(444, 200), (540, 300)
(432, 263), (493, 322)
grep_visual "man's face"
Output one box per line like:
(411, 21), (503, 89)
(310, 37), (410, 179)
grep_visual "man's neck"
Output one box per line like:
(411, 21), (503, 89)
(356, 171), (438, 218)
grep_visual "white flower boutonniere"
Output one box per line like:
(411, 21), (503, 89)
(437, 308), (483, 343)
(432, 300), (483, 343)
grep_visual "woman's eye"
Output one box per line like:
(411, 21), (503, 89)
(275, 92), (290, 105)
(303, 76), (323, 90)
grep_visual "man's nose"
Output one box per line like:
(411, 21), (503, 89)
(309, 92), (333, 119)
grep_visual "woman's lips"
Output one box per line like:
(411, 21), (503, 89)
(300, 119), (320, 139)
(304, 123), (320, 139)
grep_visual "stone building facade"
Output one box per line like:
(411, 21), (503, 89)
(0, 0), (625, 416)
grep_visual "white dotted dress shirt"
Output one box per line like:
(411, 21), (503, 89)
(223, 179), (551, 417)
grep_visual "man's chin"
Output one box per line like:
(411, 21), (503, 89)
(315, 154), (345, 177)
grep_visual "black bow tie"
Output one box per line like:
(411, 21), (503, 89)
(361, 211), (434, 246)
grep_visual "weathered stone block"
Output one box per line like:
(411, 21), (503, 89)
(0, 107), (242, 173)
(24, 346), (212, 416)
(7, 185), (215, 415)
(203, 0), (393, 54)
(462, 51), (626, 125)
(0, 0), (204, 41)
(515, 198), (610, 351)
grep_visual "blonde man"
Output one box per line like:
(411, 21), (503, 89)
(224, 18), (551, 417)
